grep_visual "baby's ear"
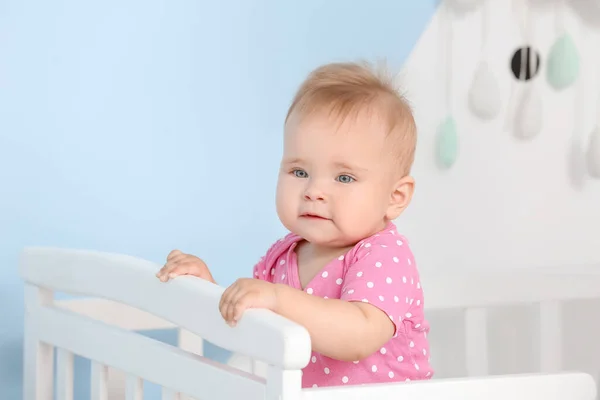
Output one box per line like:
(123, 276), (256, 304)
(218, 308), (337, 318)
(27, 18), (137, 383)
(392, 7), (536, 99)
(386, 176), (415, 220)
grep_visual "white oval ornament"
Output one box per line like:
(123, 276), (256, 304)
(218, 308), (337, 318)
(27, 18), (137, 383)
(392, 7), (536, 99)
(514, 85), (543, 140)
(468, 61), (501, 120)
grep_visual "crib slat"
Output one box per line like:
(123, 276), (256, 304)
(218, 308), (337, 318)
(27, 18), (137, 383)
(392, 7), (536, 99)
(464, 307), (489, 376)
(266, 366), (302, 400)
(161, 387), (180, 400)
(252, 359), (268, 378)
(177, 329), (203, 356)
(56, 348), (74, 400)
(126, 375), (144, 400)
(538, 300), (562, 372)
(23, 284), (54, 400)
(90, 362), (108, 400)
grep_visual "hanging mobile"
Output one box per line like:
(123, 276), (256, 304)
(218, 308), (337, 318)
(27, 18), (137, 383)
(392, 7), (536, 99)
(566, 19), (588, 189)
(586, 75), (600, 179)
(436, 0), (459, 170)
(468, 0), (501, 120)
(513, 1), (543, 140)
(547, 0), (580, 91)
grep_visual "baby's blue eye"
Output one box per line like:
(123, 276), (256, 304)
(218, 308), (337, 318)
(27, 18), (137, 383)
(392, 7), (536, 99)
(293, 169), (308, 178)
(336, 174), (354, 183)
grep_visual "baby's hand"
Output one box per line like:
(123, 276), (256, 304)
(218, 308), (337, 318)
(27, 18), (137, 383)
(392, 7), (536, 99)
(219, 279), (278, 327)
(156, 250), (215, 283)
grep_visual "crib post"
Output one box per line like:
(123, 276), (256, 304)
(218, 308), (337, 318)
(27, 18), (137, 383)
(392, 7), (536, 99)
(537, 300), (562, 372)
(266, 366), (302, 400)
(23, 283), (54, 400)
(464, 307), (489, 376)
(56, 348), (75, 400)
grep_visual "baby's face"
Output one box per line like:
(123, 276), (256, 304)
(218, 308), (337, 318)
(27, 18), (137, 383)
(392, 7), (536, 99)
(276, 110), (405, 248)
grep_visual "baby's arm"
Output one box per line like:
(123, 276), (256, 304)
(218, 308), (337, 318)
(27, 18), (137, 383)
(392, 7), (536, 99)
(272, 285), (395, 361)
(273, 240), (420, 362)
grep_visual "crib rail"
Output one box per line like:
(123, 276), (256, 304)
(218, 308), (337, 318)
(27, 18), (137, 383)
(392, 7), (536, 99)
(422, 269), (600, 310)
(20, 247), (310, 400)
(302, 372), (597, 400)
(25, 284), (266, 398)
(20, 246), (311, 369)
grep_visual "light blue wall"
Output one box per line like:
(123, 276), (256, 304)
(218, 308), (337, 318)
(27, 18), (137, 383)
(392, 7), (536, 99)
(0, 1), (436, 398)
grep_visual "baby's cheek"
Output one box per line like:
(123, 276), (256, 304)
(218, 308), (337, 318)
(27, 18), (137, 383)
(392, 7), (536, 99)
(336, 205), (380, 238)
(276, 195), (297, 227)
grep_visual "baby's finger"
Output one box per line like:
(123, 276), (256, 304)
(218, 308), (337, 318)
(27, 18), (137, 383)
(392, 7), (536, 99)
(165, 254), (188, 268)
(157, 261), (191, 281)
(167, 249), (184, 261)
(220, 284), (241, 325)
(232, 294), (250, 323)
(219, 289), (232, 321)
(228, 287), (248, 321)
(227, 292), (244, 324)
(156, 264), (174, 281)
(166, 262), (197, 279)
(219, 281), (235, 311)
(161, 255), (188, 274)
(158, 252), (184, 281)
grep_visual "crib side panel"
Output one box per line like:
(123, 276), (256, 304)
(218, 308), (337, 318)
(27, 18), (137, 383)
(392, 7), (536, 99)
(19, 246), (311, 370)
(421, 268), (600, 380)
(30, 300), (268, 399)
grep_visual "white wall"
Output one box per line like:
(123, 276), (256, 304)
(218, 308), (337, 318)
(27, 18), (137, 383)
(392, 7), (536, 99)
(398, 1), (600, 271)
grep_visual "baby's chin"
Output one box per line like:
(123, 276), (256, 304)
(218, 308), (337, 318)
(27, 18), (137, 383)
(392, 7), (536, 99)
(292, 224), (359, 249)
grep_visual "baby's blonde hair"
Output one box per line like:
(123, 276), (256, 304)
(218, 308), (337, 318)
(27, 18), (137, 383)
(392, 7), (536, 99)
(285, 61), (417, 177)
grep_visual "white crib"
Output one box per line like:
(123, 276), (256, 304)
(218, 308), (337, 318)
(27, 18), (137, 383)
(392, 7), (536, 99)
(20, 246), (600, 400)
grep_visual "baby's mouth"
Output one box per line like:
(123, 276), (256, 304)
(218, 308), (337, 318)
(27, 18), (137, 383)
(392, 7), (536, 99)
(300, 213), (330, 221)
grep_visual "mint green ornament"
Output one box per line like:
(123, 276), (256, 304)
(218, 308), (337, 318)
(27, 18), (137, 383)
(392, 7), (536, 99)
(436, 116), (458, 169)
(546, 33), (580, 90)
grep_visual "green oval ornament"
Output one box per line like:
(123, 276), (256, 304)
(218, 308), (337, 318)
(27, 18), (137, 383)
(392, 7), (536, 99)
(546, 33), (580, 90)
(436, 116), (458, 169)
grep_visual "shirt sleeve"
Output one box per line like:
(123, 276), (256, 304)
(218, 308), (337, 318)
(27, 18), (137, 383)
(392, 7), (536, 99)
(252, 234), (292, 282)
(252, 254), (269, 280)
(340, 237), (421, 331)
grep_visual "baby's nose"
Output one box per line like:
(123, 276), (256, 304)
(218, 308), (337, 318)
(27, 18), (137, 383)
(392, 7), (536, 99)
(303, 185), (326, 201)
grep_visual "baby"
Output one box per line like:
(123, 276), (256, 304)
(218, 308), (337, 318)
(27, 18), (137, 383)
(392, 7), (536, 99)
(156, 61), (433, 388)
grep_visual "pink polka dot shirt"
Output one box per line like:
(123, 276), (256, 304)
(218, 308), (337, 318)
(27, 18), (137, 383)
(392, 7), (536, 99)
(253, 222), (433, 388)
